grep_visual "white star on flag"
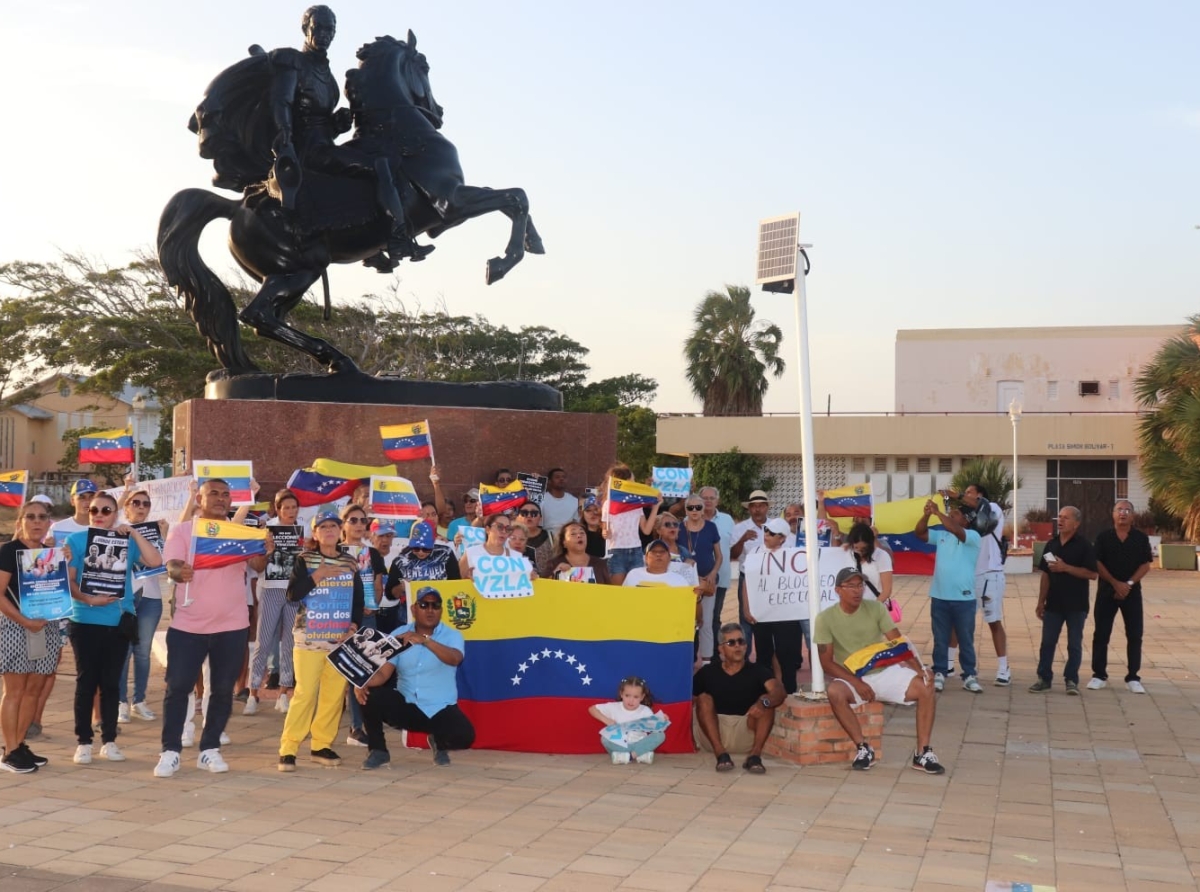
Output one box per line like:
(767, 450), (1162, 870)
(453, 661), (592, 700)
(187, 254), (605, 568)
(518, 662), (528, 672)
(554, 650), (564, 659)
(582, 676), (592, 685)
(541, 649), (551, 658)
(510, 675), (522, 685)
(566, 655), (576, 664)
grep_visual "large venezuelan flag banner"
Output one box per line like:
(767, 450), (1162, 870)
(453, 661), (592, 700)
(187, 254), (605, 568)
(874, 495), (946, 576)
(288, 459), (397, 507)
(424, 578), (696, 754)
(79, 429), (134, 464)
(0, 470), (28, 508)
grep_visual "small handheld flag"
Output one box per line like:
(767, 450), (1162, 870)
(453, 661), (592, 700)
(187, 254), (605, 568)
(191, 519), (268, 570)
(380, 421), (433, 462)
(79, 429), (134, 465)
(607, 478), (660, 515)
(822, 483), (873, 520)
(194, 460), (254, 505)
(369, 475), (422, 518)
(0, 470), (28, 508)
(479, 481), (527, 516)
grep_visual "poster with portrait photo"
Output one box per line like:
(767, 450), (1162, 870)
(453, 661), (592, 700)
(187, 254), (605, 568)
(265, 525), (303, 582)
(16, 548), (73, 621)
(326, 626), (410, 688)
(131, 521), (167, 581)
(78, 529), (129, 599)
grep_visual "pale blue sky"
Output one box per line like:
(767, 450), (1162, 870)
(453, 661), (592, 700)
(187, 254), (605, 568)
(3, 1), (1197, 413)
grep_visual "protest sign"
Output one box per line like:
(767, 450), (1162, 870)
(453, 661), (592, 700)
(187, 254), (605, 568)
(342, 544), (379, 611)
(517, 472), (547, 505)
(742, 546), (856, 622)
(470, 552), (535, 599)
(454, 525), (486, 558)
(264, 525), (303, 582)
(193, 460), (254, 506)
(77, 529), (130, 599)
(302, 566), (355, 642)
(104, 476), (193, 524)
(327, 627), (410, 688)
(651, 467), (693, 498)
(16, 548), (72, 621)
(130, 521), (167, 582)
(557, 566), (596, 584)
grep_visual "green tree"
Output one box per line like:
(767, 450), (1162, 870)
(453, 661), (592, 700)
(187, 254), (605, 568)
(684, 284), (785, 416)
(950, 458), (1021, 512)
(689, 448), (774, 520)
(1135, 317), (1200, 541)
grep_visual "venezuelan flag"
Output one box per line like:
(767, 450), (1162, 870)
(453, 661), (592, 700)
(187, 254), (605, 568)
(424, 579), (696, 754)
(874, 496), (946, 576)
(369, 475), (422, 518)
(287, 459), (397, 507)
(0, 470), (28, 508)
(380, 421), (433, 462)
(607, 478), (660, 515)
(844, 636), (914, 677)
(79, 429), (134, 464)
(823, 483), (873, 520)
(194, 461), (254, 504)
(479, 480), (527, 516)
(192, 519), (268, 569)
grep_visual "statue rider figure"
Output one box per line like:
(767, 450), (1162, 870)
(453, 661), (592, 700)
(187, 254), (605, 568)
(270, 6), (432, 267)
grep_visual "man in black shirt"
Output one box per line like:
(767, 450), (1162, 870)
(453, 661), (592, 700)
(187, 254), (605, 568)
(1088, 500), (1153, 693)
(1029, 506), (1098, 695)
(693, 622), (785, 773)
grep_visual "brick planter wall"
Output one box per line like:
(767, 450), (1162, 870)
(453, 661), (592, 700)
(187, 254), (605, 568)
(764, 697), (884, 766)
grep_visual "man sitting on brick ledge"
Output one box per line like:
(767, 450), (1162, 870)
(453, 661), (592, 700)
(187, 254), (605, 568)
(815, 567), (946, 775)
(692, 622), (785, 774)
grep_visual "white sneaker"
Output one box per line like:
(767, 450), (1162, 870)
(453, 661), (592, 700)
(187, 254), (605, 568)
(117, 702), (131, 723)
(963, 676), (983, 693)
(275, 693), (290, 713)
(73, 744), (93, 765)
(99, 742), (126, 762)
(610, 751), (631, 764)
(1127, 680), (1146, 694)
(219, 732), (231, 746)
(242, 696), (258, 716)
(132, 702), (156, 721)
(635, 752), (655, 764)
(197, 749), (229, 773)
(153, 751), (180, 778)
(181, 721), (195, 748)
(933, 673), (945, 692)
(1087, 678), (1107, 690)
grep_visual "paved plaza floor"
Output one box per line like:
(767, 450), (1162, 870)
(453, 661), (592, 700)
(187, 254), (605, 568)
(2, 569), (1199, 892)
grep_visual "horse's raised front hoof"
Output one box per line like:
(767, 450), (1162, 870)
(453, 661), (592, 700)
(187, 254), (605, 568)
(525, 233), (545, 255)
(486, 257), (508, 285)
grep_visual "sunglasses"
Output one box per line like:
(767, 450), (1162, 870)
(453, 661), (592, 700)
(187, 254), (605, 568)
(496, 478), (513, 485)
(685, 505), (704, 511)
(519, 510), (540, 517)
(416, 601), (442, 609)
(130, 499), (151, 508)
(492, 525), (512, 533)
(660, 521), (679, 528)
(22, 513), (49, 521)
(345, 516), (368, 525)
(721, 638), (746, 647)
(89, 506), (116, 516)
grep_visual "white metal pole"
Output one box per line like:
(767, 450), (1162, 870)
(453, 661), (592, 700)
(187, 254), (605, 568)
(1009, 401), (1020, 544)
(792, 245), (825, 696)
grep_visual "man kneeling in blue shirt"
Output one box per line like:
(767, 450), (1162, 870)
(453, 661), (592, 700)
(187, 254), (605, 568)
(355, 586), (475, 768)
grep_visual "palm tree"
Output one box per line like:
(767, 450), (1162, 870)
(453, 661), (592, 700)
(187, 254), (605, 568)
(684, 285), (785, 416)
(1134, 315), (1200, 540)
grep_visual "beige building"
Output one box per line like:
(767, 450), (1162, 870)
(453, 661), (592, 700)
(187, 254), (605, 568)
(658, 324), (1180, 542)
(0, 375), (160, 481)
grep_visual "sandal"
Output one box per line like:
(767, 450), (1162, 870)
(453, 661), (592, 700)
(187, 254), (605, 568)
(715, 753), (735, 772)
(742, 754), (766, 774)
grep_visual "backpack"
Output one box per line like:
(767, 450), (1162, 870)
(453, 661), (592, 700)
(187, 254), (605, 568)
(991, 531), (1009, 565)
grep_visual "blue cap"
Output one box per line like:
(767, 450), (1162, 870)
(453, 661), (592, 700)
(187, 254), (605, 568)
(406, 521), (435, 550)
(370, 519), (397, 535)
(310, 510), (343, 531)
(583, 496), (599, 508)
(414, 585), (442, 605)
(71, 479), (98, 496)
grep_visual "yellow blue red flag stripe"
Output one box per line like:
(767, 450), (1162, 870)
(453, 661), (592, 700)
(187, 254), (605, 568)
(192, 519), (267, 569)
(607, 478), (660, 514)
(0, 470), (28, 508)
(380, 421), (433, 462)
(79, 429), (134, 465)
(479, 481), (527, 516)
(369, 475), (422, 518)
(287, 459), (397, 507)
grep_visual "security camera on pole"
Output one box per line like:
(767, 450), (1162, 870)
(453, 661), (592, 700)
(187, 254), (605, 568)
(755, 213), (825, 696)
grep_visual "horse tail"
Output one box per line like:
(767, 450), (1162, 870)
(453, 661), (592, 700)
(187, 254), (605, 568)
(157, 188), (257, 371)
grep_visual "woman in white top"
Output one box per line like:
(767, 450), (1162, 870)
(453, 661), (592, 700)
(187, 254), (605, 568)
(843, 522), (893, 601)
(116, 487), (169, 722)
(459, 514), (521, 579)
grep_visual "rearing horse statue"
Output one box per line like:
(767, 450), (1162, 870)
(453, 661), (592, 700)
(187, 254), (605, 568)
(158, 30), (543, 374)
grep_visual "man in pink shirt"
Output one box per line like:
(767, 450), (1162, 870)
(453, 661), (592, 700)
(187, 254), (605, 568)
(155, 480), (271, 777)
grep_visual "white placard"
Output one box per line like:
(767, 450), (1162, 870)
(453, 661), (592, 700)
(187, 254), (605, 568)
(742, 546), (856, 621)
(651, 467), (694, 498)
(105, 476), (194, 524)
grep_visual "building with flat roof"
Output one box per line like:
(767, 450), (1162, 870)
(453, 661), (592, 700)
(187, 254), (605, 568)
(657, 324), (1180, 542)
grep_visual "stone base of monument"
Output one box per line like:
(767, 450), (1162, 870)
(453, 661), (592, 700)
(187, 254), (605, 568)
(173, 398), (617, 496)
(764, 697), (884, 766)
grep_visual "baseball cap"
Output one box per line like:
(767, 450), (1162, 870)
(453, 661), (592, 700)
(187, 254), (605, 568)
(464, 487), (480, 501)
(370, 519), (397, 535)
(583, 495), (599, 509)
(70, 479), (98, 497)
(742, 489), (769, 507)
(31, 494), (54, 505)
(406, 521), (435, 550)
(310, 510), (342, 531)
(764, 517), (791, 536)
(414, 585), (443, 605)
(644, 538), (670, 555)
(835, 567), (865, 587)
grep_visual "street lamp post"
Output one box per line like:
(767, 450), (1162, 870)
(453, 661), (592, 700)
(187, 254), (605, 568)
(1009, 399), (1022, 542)
(130, 393), (147, 482)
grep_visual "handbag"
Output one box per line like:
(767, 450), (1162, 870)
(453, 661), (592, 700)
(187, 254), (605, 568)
(117, 610), (139, 645)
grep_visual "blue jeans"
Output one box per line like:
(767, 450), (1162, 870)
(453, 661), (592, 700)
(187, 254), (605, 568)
(607, 546), (644, 577)
(1037, 609), (1087, 685)
(601, 730), (666, 758)
(347, 613), (377, 733)
(930, 598), (977, 678)
(119, 596), (163, 705)
(161, 626), (248, 752)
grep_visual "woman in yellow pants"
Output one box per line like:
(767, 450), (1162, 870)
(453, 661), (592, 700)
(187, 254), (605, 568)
(279, 511), (364, 771)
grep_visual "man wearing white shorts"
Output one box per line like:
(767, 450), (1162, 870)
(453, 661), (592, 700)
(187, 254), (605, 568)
(815, 567), (946, 775)
(959, 484), (1010, 685)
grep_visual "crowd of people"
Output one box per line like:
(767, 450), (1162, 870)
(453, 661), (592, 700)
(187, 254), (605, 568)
(0, 464), (1154, 779)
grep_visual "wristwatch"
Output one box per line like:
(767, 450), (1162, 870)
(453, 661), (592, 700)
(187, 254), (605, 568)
(760, 697), (772, 709)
